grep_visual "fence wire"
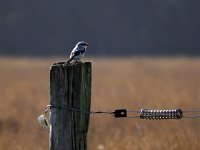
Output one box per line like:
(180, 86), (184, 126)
(46, 105), (200, 120)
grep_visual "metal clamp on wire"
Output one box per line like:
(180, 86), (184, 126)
(113, 109), (140, 118)
(114, 109), (127, 118)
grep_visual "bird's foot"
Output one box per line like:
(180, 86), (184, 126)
(64, 62), (70, 65)
(73, 60), (82, 65)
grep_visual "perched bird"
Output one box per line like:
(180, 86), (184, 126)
(67, 41), (88, 63)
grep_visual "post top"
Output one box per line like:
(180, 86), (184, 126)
(52, 62), (91, 67)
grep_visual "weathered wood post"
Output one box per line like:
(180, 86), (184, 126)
(49, 62), (92, 150)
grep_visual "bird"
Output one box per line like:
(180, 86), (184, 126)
(67, 41), (88, 64)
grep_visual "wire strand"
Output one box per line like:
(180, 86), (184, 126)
(47, 105), (200, 119)
(183, 116), (200, 118)
(182, 110), (200, 113)
(90, 111), (114, 115)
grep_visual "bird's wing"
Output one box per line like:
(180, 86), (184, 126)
(70, 49), (85, 58)
(70, 48), (76, 58)
(74, 49), (85, 55)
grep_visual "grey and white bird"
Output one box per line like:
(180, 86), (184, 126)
(67, 41), (88, 63)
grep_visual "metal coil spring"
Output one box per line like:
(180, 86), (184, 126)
(140, 109), (183, 120)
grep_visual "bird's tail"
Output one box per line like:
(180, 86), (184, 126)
(66, 57), (73, 64)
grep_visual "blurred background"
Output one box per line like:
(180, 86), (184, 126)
(1, 0), (200, 56)
(0, 1), (200, 150)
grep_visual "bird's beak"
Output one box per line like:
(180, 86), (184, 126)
(86, 43), (89, 47)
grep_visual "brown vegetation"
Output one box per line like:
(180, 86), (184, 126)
(0, 57), (200, 150)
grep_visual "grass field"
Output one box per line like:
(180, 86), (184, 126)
(0, 57), (200, 150)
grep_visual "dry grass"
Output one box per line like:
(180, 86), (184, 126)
(0, 56), (200, 150)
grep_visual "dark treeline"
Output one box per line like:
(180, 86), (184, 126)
(1, 0), (200, 56)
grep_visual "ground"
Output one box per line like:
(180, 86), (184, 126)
(0, 57), (200, 150)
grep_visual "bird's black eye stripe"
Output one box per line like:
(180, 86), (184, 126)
(81, 43), (87, 46)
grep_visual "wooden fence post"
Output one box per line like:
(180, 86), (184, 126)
(49, 62), (92, 150)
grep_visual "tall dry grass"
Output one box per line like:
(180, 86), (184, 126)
(0, 57), (200, 150)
